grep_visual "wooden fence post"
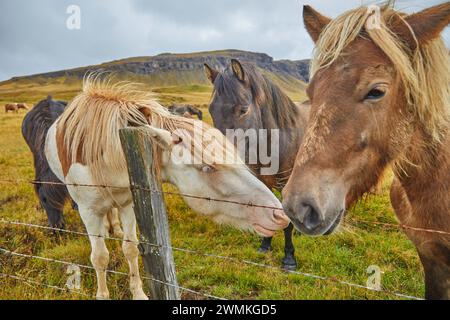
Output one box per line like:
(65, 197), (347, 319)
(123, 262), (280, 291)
(119, 128), (180, 300)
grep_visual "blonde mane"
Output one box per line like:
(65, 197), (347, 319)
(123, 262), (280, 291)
(58, 74), (241, 189)
(311, 3), (450, 142)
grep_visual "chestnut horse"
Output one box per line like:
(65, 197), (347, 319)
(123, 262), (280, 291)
(204, 60), (310, 270)
(17, 103), (29, 111)
(5, 103), (18, 113)
(45, 76), (290, 299)
(283, 4), (450, 299)
(5, 103), (28, 113)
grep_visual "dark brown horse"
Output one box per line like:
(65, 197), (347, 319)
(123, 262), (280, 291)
(5, 103), (18, 113)
(283, 4), (450, 299)
(5, 103), (29, 113)
(22, 96), (71, 228)
(168, 104), (203, 120)
(205, 60), (310, 270)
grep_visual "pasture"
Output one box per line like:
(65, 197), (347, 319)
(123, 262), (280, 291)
(0, 84), (424, 300)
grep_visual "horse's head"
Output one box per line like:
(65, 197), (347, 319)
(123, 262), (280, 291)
(144, 122), (290, 237)
(204, 60), (264, 134)
(283, 4), (450, 236)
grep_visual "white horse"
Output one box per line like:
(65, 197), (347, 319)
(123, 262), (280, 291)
(45, 76), (290, 300)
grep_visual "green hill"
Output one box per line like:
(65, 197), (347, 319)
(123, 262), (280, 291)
(0, 49), (309, 106)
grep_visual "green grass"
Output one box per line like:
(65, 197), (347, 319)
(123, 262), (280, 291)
(0, 85), (424, 300)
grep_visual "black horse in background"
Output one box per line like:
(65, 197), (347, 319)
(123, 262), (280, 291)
(21, 96), (74, 228)
(168, 104), (203, 120)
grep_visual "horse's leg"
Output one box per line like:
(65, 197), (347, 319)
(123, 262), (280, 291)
(419, 249), (450, 300)
(119, 204), (148, 300)
(281, 223), (297, 271)
(390, 179), (449, 299)
(79, 207), (110, 300)
(107, 208), (124, 238)
(258, 237), (273, 253)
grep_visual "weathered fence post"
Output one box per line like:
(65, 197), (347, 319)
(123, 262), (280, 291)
(119, 128), (180, 300)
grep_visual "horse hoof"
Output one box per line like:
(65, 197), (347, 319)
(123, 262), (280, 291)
(133, 292), (149, 300)
(96, 295), (110, 300)
(281, 257), (297, 271)
(258, 246), (272, 254)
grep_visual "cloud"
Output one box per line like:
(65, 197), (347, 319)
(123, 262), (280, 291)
(0, 0), (448, 81)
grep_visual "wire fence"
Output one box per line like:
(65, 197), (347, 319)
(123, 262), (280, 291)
(0, 178), (442, 300)
(0, 247), (225, 300)
(1, 178), (449, 236)
(0, 272), (91, 298)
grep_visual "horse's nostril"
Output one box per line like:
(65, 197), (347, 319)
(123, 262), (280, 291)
(283, 204), (299, 225)
(302, 204), (322, 231)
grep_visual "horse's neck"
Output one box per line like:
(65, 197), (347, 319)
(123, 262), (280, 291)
(258, 101), (306, 189)
(395, 127), (450, 227)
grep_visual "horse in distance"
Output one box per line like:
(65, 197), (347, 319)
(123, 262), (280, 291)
(168, 104), (203, 120)
(5, 103), (18, 113)
(5, 103), (29, 113)
(17, 103), (29, 111)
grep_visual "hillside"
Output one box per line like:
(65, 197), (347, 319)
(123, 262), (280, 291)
(0, 50), (309, 106)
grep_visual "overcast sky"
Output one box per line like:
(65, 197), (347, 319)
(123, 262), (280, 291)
(0, 0), (448, 81)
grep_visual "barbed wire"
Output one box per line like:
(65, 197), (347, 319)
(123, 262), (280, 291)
(0, 219), (422, 300)
(349, 217), (450, 236)
(0, 179), (284, 211)
(0, 247), (226, 300)
(0, 178), (449, 236)
(0, 272), (91, 298)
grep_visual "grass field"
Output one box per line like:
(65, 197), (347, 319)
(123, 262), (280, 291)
(0, 83), (424, 300)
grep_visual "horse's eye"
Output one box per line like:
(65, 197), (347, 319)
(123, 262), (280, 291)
(201, 165), (216, 173)
(365, 88), (386, 101)
(240, 106), (249, 115)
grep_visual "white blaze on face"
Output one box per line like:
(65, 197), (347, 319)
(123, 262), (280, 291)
(169, 162), (289, 237)
(147, 125), (290, 236)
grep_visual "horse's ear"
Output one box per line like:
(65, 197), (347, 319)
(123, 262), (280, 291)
(231, 59), (245, 82)
(393, 2), (450, 49)
(204, 63), (218, 84)
(303, 5), (331, 43)
(146, 126), (182, 150)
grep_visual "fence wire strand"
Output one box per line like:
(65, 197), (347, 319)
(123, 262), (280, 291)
(0, 247), (226, 300)
(0, 272), (90, 297)
(0, 219), (422, 300)
(0, 178), (448, 236)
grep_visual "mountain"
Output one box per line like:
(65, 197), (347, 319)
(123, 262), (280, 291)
(0, 50), (309, 102)
(1, 50), (310, 90)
